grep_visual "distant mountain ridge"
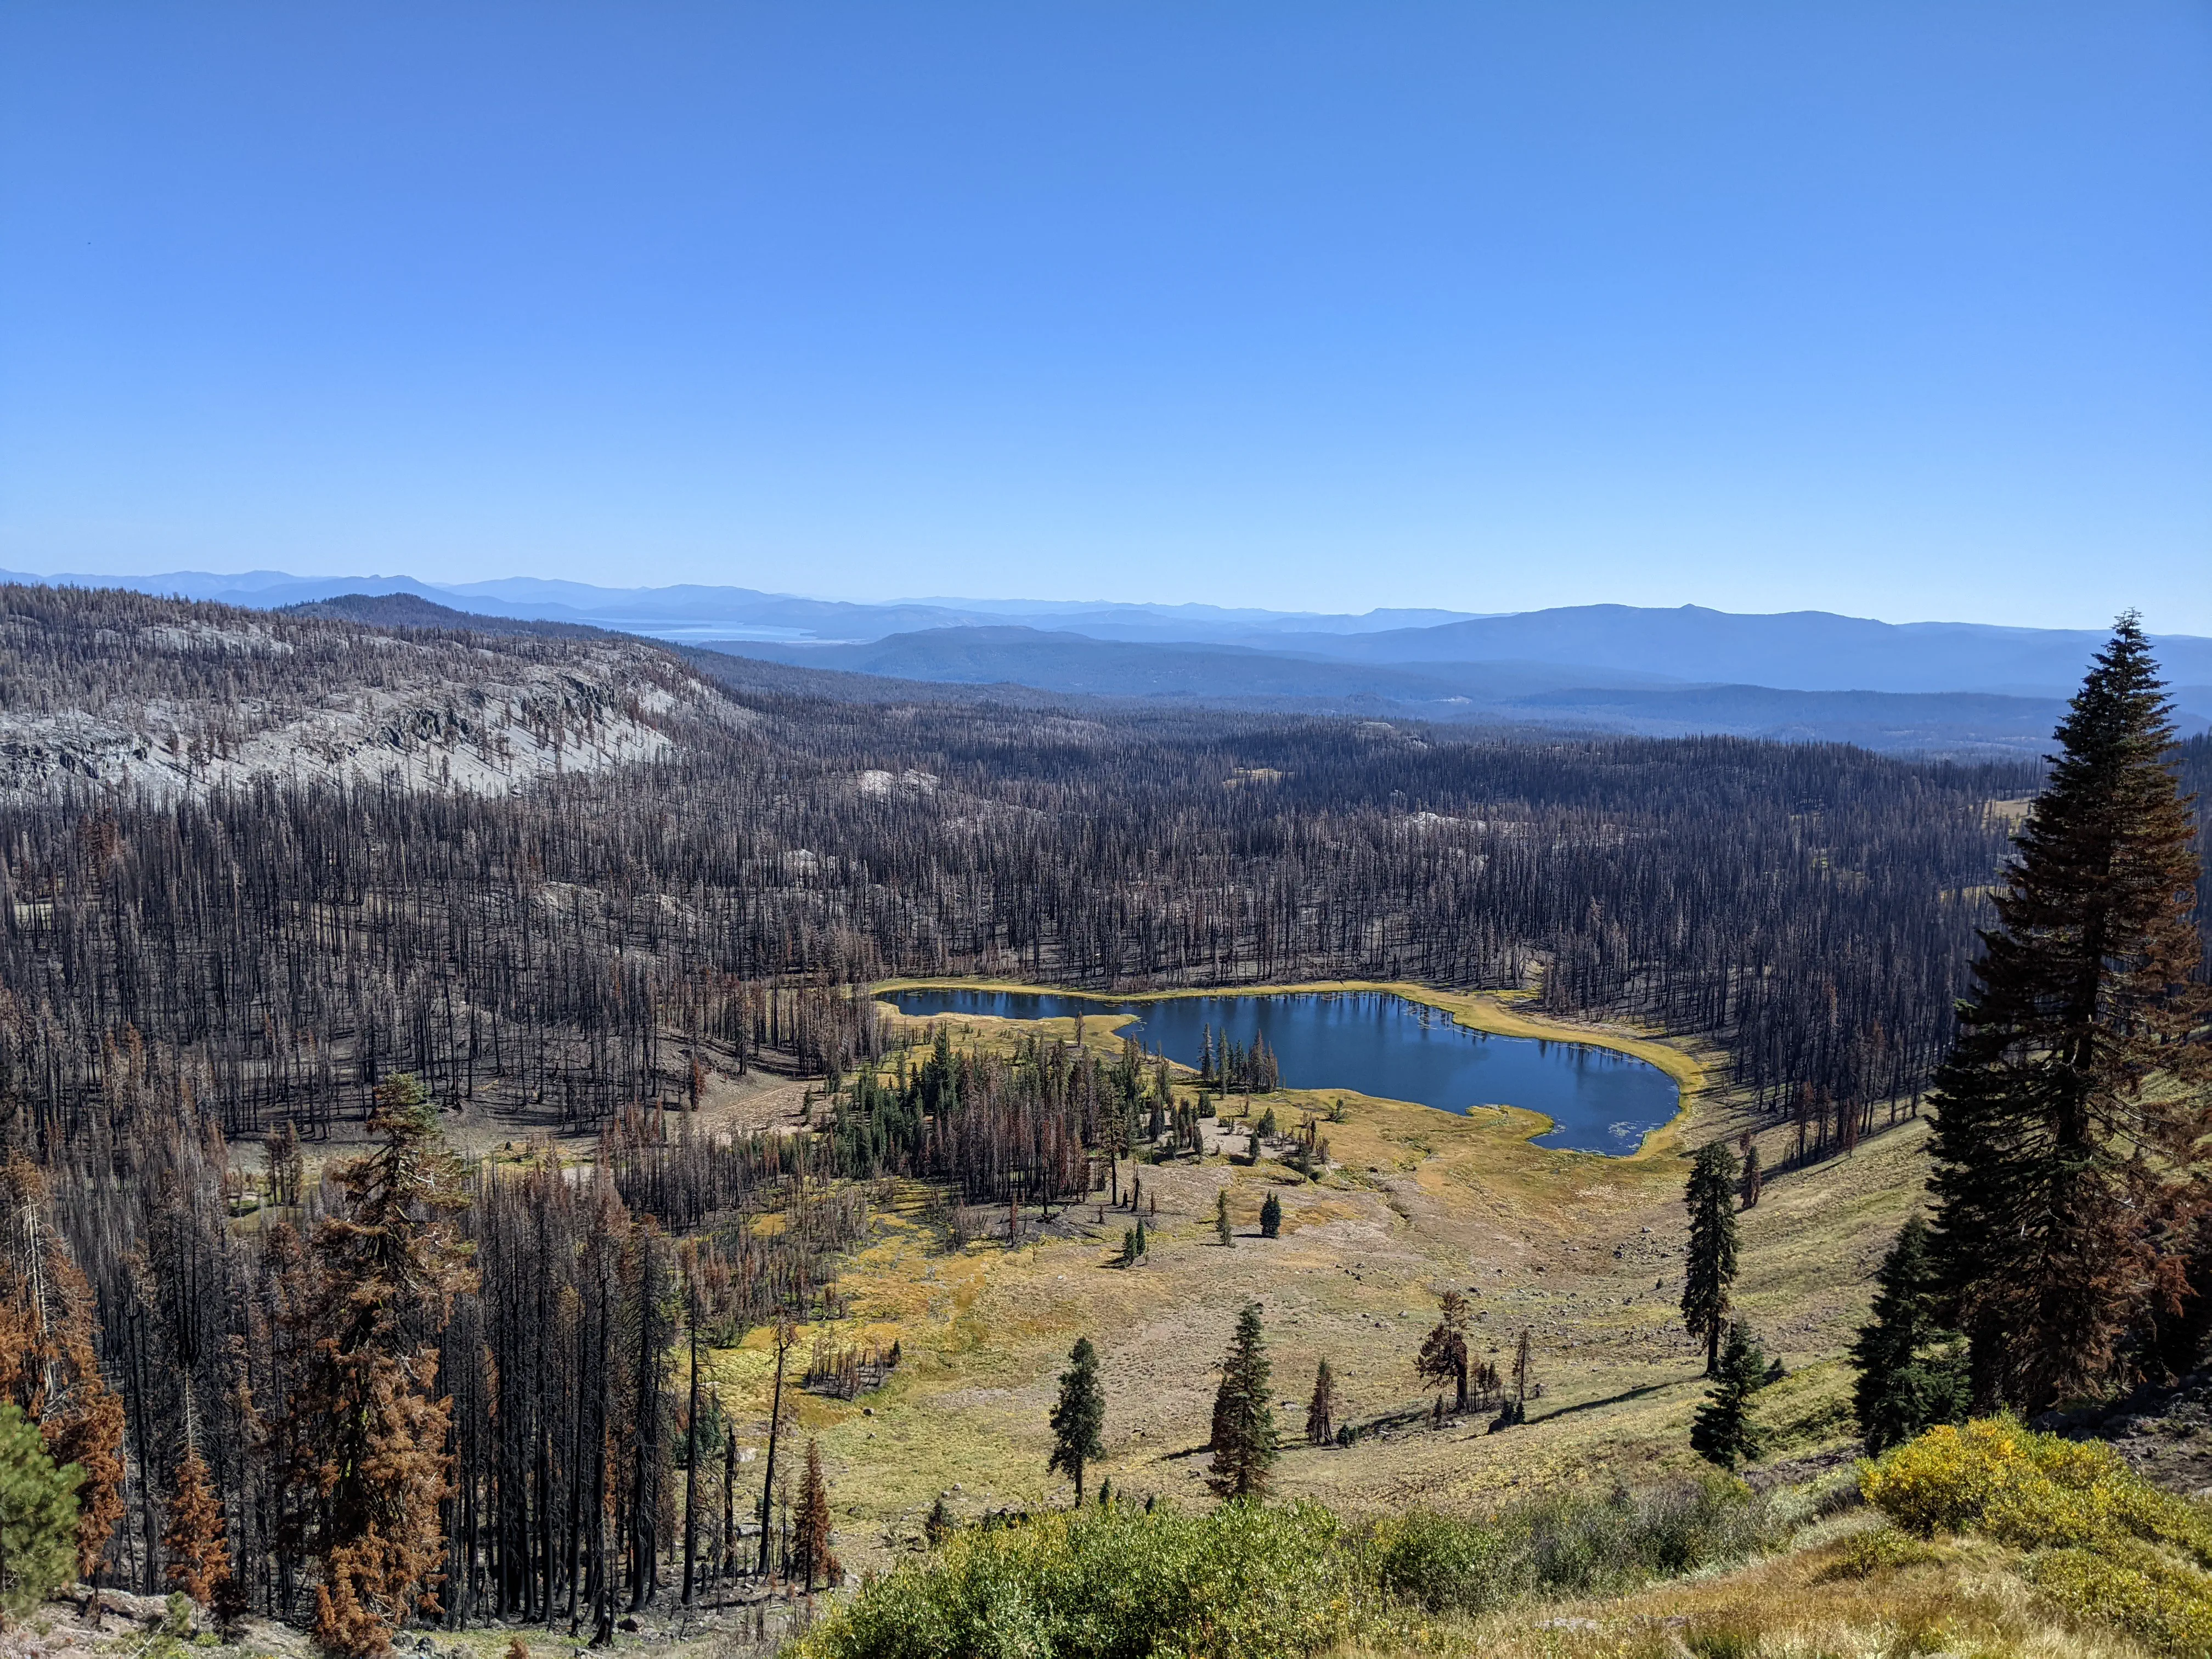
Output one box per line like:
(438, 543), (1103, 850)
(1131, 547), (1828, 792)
(703, 624), (2102, 756)
(5, 569), (2205, 731)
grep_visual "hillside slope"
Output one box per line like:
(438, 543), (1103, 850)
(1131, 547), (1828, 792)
(0, 582), (729, 799)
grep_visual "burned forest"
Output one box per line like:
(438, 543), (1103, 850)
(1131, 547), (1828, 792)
(4, 583), (2205, 1647)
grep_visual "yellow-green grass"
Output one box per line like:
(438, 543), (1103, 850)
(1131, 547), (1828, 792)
(697, 987), (1931, 1577)
(1345, 1524), (2163, 1659)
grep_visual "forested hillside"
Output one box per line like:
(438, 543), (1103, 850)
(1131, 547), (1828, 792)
(3, 585), (2209, 1651)
(0, 584), (2050, 1153)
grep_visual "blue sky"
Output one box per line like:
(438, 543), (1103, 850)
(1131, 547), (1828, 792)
(2, 4), (2208, 629)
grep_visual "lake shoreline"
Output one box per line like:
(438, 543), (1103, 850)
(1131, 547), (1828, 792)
(870, 976), (1703, 1159)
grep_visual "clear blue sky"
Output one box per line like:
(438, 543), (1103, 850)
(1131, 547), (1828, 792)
(3, 4), (2208, 629)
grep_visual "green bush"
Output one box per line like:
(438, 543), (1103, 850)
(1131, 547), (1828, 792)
(803, 1477), (1777, 1659)
(1363, 1477), (1774, 1617)
(797, 1499), (1407, 1659)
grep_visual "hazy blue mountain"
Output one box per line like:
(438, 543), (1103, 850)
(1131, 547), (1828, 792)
(698, 626), (2115, 755)
(1269, 603), (2212, 695)
(7, 568), (2204, 705)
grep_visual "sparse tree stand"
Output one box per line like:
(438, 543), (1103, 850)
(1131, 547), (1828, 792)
(1305, 1360), (1336, 1447)
(1926, 615), (2210, 1414)
(1849, 1216), (1969, 1454)
(0, 1403), (81, 1620)
(793, 1440), (834, 1593)
(1207, 1302), (1278, 1500)
(1691, 1323), (1772, 1471)
(1047, 1338), (1107, 1505)
(1681, 1141), (1742, 1375)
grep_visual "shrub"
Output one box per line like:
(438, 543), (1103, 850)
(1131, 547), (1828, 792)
(1861, 1417), (2212, 1562)
(1366, 1476), (1776, 1616)
(797, 1499), (1408, 1659)
(1862, 1418), (2212, 1657)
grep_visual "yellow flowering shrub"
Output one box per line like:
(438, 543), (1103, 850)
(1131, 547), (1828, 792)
(1861, 1417), (2212, 1559)
(1861, 1418), (2212, 1657)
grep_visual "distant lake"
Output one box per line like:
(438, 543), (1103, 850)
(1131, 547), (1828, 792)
(878, 988), (1680, 1156)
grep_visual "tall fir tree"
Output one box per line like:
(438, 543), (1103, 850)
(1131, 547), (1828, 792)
(1047, 1337), (1106, 1505)
(1690, 1323), (1770, 1471)
(1849, 1217), (1969, 1454)
(1206, 1301), (1277, 1501)
(285, 1076), (476, 1657)
(1681, 1141), (1742, 1375)
(1926, 616), (2210, 1411)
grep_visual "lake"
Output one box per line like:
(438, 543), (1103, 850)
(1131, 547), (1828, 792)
(878, 987), (1680, 1155)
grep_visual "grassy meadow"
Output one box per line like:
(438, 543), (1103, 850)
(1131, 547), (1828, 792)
(698, 981), (1928, 1574)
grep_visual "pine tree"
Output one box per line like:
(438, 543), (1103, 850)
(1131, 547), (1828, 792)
(1415, 1291), (1471, 1412)
(1926, 617), (2210, 1411)
(1216, 1188), (1233, 1246)
(1206, 1301), (1277, 1501)
(1047, 1338), (1106, 1505)
(163, 1446), (232, 1610)
(793, 1440), (832, 1593)
(1690, 1323), (1771, 1470)
(1739, 1138), (1762, 1210)
(1849, 1217), (1969, 1454)
(0, 1404), (81, 1618)
(1681, 1141), (1742, 1374)
(1260, 1191), (1282, 1239)
(1305, 1360), (1335, 1447)
(286, 1076), (476, 1656)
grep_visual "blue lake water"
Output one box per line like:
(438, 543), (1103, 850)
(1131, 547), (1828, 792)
(878, 988), (1680, 1156)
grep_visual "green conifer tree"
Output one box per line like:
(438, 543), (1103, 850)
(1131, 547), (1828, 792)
(1926, 617), (2210, 1410)
(1216, 1188), (1233, 1246)
(0, 1403), (81, 1618)
(1849, 1217), (1970, 1454)
(1681, 1141), (1742, 1374)
(1260, 1191), (1282, 1239)
(1207, 1301), (1277, 1501)
(1047, 1337), (1107, 1505)
(1690, 1323), (1770, 1471)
